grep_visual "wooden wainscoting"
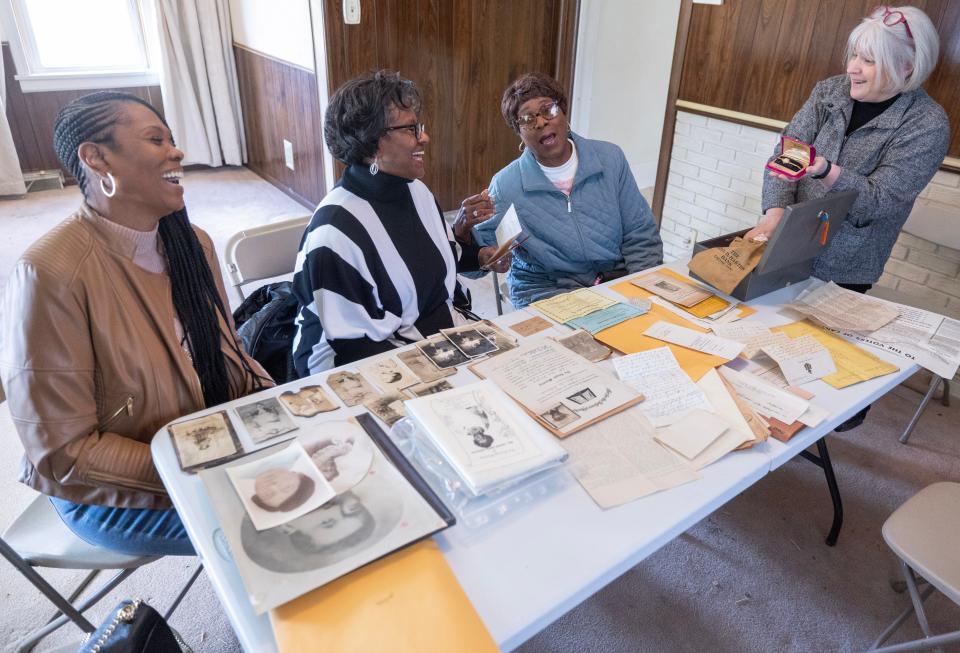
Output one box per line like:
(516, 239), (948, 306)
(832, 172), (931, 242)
(677, 0), (960, 158)
(233, 44), (326, 209)
(323, 0), (580, 211)
(3, 43), (162, 180)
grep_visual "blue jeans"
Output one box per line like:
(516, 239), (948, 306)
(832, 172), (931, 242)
(50, 497), (195, 557)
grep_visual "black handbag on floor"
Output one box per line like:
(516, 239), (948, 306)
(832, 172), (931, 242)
(79, 599), (191, 653)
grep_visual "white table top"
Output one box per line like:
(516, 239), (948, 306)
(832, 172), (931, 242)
(151, 267), (916, 652)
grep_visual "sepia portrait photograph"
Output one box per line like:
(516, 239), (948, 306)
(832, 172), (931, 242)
(235, 397), (298, 443)
(358, 357), (419, 393)
(363, 392), (407, 427)
(556, 329), (612, 363)
(300, 420), (374, 494)
(396, 347), (455, 383)
(476, 320), (518, 355)
(225, 442), (335, 531)
(540, 403), (581, 430)
(406, 379), (454, 398)
(279, 385), (339, 417)
(442, 326), (499, 358)
(169, 410), (242, 471)
(416, 336), (470, 369)
(326, 371), (380, 407)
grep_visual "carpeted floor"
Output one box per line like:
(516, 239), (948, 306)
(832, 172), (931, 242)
(1, 168), (957, 652)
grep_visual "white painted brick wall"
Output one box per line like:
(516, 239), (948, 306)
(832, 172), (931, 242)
(661, 111), (960, 322)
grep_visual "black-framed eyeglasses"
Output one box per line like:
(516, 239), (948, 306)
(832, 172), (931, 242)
(516, 102), (561, 130)
(384, 122), (426, 139)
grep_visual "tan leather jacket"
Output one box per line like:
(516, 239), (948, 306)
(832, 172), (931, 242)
(0, 204), (271, 509)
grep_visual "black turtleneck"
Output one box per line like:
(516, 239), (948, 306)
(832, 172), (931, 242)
(846, 95), (900, 135)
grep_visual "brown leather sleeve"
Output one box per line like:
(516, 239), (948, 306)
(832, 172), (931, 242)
(1, 261), (167, 496)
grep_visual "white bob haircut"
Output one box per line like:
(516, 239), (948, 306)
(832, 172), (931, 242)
(846, 5), (940, 94)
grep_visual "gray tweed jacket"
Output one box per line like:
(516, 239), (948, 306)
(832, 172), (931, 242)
(762, 75), (950, 284)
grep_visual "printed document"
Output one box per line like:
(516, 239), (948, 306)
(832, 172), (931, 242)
(631, 271), (713, 307)
(531, 288), (617, 323)
(789, 280), (900, 332)
(560, 407), (699, 509)
(718, 366), (810, 424)
(566, 302), (648, 334)
(761, 335), (837, 386)
(471, 338), (643, 437)
(774, 322), (900, 388)
(644, 321), (745, 360)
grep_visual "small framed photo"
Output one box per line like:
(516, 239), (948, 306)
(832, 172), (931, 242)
(416, 337), (470, 369)
(441, 326), (499, 357)
(405, 379), (455, 398)
(169, 411), (243, 472)
(539, 403), (580, 430)
(326, 371), (381, 407)
(362, 392), (407, 427)
(234, 397), (298, 444)
(225, 442), (335, 531)
(279, 385), (339, 417)
(358, 357), (419, 393)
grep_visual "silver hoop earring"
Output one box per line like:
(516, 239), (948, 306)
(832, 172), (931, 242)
(369, 158), (379, 176)
(518, 142), (525, 153)
(100, 172), (117, 198)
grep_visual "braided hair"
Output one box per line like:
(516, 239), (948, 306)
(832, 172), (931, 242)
(53, 91), (267, 407)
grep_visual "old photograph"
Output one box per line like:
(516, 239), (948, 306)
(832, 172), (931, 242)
(476, 320), (518, 354)
(556, 329), (612, 362)
(279, 385), (339, 417)
(300, 420), (374, 494)
(326, 370), (381, 407)
(406, 379), (455, 398)
(235, 397), (298, 443)
(396, 347), (455, 383)
(169, 410), (242, 471)
(363, 392), (407, 427)
(200, 439), (451, 613)
(442, 326), (499, 357)
(540, 403), (581, 430)
(416, 336), (470, 369)
(226, 442), (335, 531)
(358, 357), (419, 393)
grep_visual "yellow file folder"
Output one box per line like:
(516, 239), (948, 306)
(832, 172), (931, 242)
(270, 539), (498, 653)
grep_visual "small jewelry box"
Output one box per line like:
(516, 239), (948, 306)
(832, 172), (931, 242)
(766, 136), (815, 180)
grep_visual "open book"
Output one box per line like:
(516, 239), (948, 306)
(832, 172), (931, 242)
(481, 203), (528, 270)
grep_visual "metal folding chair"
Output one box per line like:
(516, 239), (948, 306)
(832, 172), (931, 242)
(1, 494), (201, 652)
(224, 215), (311, 299)
(869, 482), (960, 652)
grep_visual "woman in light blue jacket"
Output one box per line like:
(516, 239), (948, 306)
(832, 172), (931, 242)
(469, 73), (663, 307)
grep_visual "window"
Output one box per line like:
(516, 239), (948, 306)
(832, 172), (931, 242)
(0, 0), (160, 92)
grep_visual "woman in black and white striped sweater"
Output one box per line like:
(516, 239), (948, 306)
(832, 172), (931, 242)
(292, 71), (501, 376)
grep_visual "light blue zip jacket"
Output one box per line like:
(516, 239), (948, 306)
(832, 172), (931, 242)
(473, 132), (663, 307)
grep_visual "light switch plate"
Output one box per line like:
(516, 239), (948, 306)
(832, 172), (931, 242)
(343, 0), (360, 24)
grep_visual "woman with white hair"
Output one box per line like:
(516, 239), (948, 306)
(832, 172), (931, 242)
(748, 5), (948, 285)
(748, 5), (949, 431)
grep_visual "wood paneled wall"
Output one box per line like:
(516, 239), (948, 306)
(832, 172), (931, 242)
(677, 0), (960, 157)
(3, 43), (162, 179)
(323, 0), (580, 211)
(233, 45), (326, 208)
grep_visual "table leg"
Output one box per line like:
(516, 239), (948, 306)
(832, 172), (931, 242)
(797, 437), (843, 546)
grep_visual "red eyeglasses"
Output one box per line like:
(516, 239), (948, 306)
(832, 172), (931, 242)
(875, 6), (913, 40)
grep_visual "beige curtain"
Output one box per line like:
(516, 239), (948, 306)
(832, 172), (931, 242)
(156, 0), (246, 167)
(0, 46), (26, 196)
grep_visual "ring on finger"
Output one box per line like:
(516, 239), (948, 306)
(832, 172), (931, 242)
(473, 210), (479, 217)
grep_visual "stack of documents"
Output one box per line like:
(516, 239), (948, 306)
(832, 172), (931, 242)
(405, 380), (568, 496)
(531, 287), (649, 334)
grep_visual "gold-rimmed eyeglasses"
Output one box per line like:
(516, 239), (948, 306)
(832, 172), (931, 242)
(516, 102), (561, 130)
(384, 122), (426, 139)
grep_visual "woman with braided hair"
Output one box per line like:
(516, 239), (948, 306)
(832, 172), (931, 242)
(0, 91), (271, 555)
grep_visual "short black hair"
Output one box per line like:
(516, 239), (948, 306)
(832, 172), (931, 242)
(500, 73), (568, 133)
(324, 70), (422, 166)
